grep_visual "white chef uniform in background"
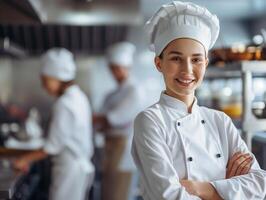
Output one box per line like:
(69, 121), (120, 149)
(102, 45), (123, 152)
(99, 42), (146, 200)
(41, 48), (94, 200)
(103, 42), (145, 171)
(131, 1), (266, 200)
(101, 77), (145, 171)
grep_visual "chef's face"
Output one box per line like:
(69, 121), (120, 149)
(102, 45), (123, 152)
(109, 64), (129, 84)
(41, 75), (62, 97)
(155, 38), (208, 100)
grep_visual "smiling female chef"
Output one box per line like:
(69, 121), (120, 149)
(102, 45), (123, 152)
(131, 1), (266, 200)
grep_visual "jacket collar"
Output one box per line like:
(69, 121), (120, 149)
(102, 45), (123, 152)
(159, 91), (198, 114)
(64, 84), (79, 95)
(114, 78), (135, 93)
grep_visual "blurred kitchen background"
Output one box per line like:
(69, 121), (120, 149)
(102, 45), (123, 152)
(1, 0), (266, 199)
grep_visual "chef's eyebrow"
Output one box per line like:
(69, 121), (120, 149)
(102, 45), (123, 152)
(168, 51), (182, 55)
(168, 51), (204, 57)
(191, 53), (205, 57)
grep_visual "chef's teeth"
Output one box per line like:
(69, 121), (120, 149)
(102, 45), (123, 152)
(178, 79), (193, 83)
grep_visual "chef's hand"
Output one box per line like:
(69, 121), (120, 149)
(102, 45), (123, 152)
(226, 151), (253, 179)
(180, 180), (199, 196)
(13, 158), (30, 174)
(180, 180), (223, 200)
(93, 115), (110, 131)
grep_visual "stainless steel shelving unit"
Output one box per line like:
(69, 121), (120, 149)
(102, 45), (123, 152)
(206, 61), (266, 150)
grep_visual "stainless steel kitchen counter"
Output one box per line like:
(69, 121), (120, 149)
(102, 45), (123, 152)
(0, 148), (30, 200)
(0, 168), (23, 200)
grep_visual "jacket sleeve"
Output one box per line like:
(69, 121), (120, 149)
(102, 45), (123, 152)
(211, 114), (266, 200)
(131, 112), (201, 200)
(106, 87), (144, 127)
(43, 103), (73, 155)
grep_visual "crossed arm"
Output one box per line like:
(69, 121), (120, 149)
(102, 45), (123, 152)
(180, 152), (253, 200)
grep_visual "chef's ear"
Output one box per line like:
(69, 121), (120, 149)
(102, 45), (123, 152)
(205, 57), (209, 68)
(154, 56), (162, 72)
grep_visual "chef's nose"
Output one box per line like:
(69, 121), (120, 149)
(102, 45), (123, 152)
(182, 58), (193, 74)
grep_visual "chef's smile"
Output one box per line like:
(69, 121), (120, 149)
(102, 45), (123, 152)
(175, 77), (195, 87)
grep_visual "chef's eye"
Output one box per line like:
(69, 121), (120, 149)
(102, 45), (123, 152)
(192, 57), (203, 63)
(171, 56), (182, 62)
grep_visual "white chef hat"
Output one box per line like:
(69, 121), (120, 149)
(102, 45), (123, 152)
(41, 48), (76, 81)
(145, 1), (220, 56)
(107, 42), (136, 68)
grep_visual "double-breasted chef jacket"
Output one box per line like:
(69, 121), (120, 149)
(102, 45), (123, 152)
(132, 92), (266, 200)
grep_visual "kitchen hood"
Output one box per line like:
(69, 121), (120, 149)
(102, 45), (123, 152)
(0, 0), (142, 26)
(0, 38), (27, 58)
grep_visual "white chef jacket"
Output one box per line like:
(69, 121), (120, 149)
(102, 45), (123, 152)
(43, 85), (94, 200)
(132, 92), (266, 200)
(102, 78), (145, 171)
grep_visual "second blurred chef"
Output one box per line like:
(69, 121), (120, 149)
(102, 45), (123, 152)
(93, 42), (145, 200)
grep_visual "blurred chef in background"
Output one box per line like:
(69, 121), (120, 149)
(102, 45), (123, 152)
(93, 42), (145, 200)
(13, 48), (94, 200)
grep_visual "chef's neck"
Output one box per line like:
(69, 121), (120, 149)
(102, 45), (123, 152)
(180, 95), (195, 113)
(58, 81), (74, 96)
(116, 76), (128, 85)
